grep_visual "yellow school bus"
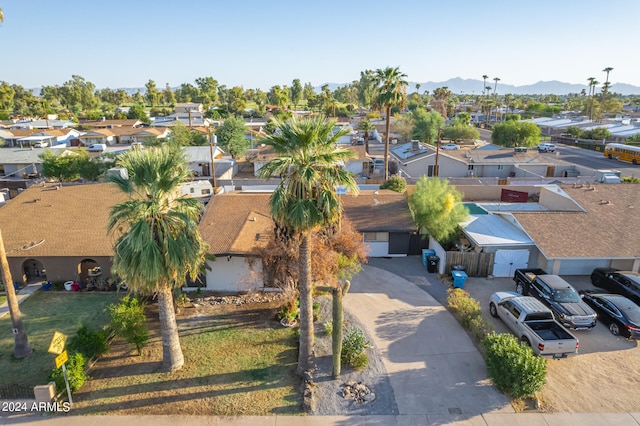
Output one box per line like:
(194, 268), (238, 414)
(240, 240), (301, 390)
(603, 143), (640, 165)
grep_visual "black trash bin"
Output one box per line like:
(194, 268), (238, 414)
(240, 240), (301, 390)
(427, 255), (440, 273)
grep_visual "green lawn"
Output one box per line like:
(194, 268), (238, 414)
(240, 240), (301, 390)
(0, 291), (121, 387)
(0, 294), (6, 306)
(72, 305), (302, 415)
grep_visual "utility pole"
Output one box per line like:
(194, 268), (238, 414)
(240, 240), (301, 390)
(434, 128), (441, 177)
(208, 128), (217, 189)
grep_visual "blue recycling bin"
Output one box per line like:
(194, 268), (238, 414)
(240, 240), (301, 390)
(422, 249), (436, 266)
(451, 270), (468, 289)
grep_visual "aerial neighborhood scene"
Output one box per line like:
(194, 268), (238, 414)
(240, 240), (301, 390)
(1, 2), (640, 425)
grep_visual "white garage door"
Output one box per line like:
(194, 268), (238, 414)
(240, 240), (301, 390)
(493, 249), (530, 278)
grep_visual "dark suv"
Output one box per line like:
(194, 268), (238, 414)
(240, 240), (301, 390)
(591, 268), (640, 306)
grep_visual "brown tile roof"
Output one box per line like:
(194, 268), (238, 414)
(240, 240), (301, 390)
(82, 119), (142, 128)
(513, 184), (640, 259)
(200, 190), (416, 255)
(81, 129), (115, 137)
(0, 183), (126, 258)
(340, 190), (415, 233)
(199, 193), (273, 255)
(4, 129), (42, 137)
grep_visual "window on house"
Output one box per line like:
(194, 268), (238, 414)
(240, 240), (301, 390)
(497, 165), (504, 170)
(363, 232), (389, 242)
(468, 165), (474, 170)
(190, 188), (195, 193)
(201, 189), (211, 195)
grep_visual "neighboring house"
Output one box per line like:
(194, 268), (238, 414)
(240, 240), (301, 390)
(0, 129), (81, 148)
(0, 147), (67, 178)
(175, 103), (204, 114)
(451, 184), (640, 276)
(81, 119), (144, 129)
(393, 144), (588, 181)
(198, 190), (417, 292)
(0, 183), (126, 285)
(7, 118), (76, 130)
(91, 127), (169, 145)
(78, 129), (116, 146)
(183, 146), (226, 178)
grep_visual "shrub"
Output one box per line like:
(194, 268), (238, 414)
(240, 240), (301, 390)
(48, 352), (87, 394)
(108, 295), (149, 355)
(341, 327), (371, 369)
(67, 323), (109, 360)
(483, 332), (547, 399)
(277, 299), (299, 325)
(323, 321), (333, 336)
(447, 288), (481, 327)
(380, 176), (407, 193)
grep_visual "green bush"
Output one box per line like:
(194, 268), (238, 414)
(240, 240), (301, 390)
(108, 295), (149, 355)
(67, 323), (109, 360)
(277, 299), (299, 324)
(323, 321), (333, 336)
(341, 327), (371, 369)
(48, 352), (87, 394)
(380, 176), (407, 193)
(447, 288), (481, 327)
(483, 332), (547, 399)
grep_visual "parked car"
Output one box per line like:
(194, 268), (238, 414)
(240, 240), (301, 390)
(86, 143), (107, 152)
(579, 291), (640, 339)
(513, 268), (597, 329)
(440, 143), (460, 150)
(538, 143), (556, 152)
(591, 268), (640, 306)
(489, 291), (579, 358)
(31, 141), (49, 148)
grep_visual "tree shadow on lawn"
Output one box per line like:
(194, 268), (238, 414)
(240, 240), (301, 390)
(70, 363), (300, 415)
(176, 306), (282, 337)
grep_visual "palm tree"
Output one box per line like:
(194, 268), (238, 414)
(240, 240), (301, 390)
(493, 77), (501, 122)
(108, 146), (209, 371)
(484, 86), (492, 125)
(586, 77), (596, 119)
(482, 75), (488, 96)
(257, 116), (358, 374)
(357, 118), (376, 154)
(372, 67), (408, 180)
(0, 229), (32, 358)
(601, 67), (614, 116)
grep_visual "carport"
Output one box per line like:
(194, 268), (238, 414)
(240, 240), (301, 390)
(461, 214), (536, 277)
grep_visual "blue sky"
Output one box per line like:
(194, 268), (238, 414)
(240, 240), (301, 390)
(1, 0), (638, 90)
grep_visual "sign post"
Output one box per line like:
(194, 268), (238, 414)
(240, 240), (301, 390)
(49, 332), (72, 405)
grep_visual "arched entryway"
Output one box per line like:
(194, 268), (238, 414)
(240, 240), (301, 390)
(77, 259), (102, 285)
(22, 258), (46, 283)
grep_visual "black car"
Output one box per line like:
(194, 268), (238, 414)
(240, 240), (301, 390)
(579, 291), (640, 339)
(517, 274), (597, 329)
(590, 268), (640, 306)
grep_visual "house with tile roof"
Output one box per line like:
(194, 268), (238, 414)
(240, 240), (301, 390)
(0, 183), (126, 285)
(198, 190), (417, 291)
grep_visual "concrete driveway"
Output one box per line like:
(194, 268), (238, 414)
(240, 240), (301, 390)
(346, 265), (513, 419)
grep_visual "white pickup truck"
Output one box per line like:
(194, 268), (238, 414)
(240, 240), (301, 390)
(489, 292), (579, 359)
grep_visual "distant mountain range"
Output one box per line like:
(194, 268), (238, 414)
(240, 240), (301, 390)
(316, 77), (640, 96)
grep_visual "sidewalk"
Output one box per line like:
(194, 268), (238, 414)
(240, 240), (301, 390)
(0, 282), (43, 319)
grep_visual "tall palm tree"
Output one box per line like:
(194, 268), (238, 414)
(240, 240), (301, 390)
(586, 77), (596, 119)
(484, 86), (492, 125)
(357, 118), (376, 154)
(108, 146), (209, 371)
(482, 75), (488, 96)
(0, 229), (32, 358)
(257, 116), (358, 374)
(601, 67), (614, 116)
(372, 67), (408, 180)
(493, 77), (501, 122)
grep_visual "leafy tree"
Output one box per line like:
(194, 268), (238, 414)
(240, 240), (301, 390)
(583, 127), (611, 140)
(127, 103), (150, 123)
(0, 81), (16, 112)
(215, 116), (248, 158)
(195, 76), (219, 106)
(431, 87), (452, 119)
(108, 146), (210, 371)
(408, 176), (469, 242)
(145, 79), (159, 107)
(40, 150), (83, 181)
(505, 113), (520, 121)
(357, 70), (377, 108)
(626, 134), (640, 143)
(291, 79), (302, 108)
(411, 108), (444, 144)
(175, 83), (200, 103)
(227, 86), (247, 115)
(441, 123), (480, 142)
(373, 67), (408, 180)
(491, 121), (541, 147)
(162, 83), (176, 112)
(108, 296), (149, 356)
(60, 75), (98, 111)
(257, 116), (358, 374)
(379, 176), (406, 193)
(253, 88), (268, 113)
(169, 122), (208, 146)
(566, 126), (583, 138)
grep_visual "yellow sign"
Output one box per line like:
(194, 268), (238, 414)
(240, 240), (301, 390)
(48, 331), (67, 355)
(55, 350), (68, 369)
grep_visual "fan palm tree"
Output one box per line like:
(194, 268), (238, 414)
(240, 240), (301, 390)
(373, 67), (408, 180)
(108, 146), (209, 371)
(601, 67), (614, 115)
(357, 118), (376, 154)
(0, 229), (32, 358)
(257, 115), (358, 374)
